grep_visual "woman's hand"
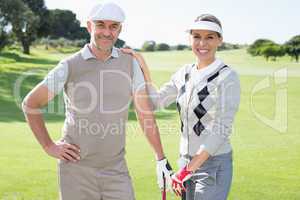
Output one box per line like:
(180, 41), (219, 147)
(120, 47), (141, 59)
(120, 48), (152, 82)
(171, 166), (192, 196)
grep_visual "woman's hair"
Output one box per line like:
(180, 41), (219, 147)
(193, 14), (222, 37)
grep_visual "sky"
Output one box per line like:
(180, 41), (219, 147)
(45, 0), (300, 48)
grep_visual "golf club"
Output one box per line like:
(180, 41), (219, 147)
(162, 174), (166, 200)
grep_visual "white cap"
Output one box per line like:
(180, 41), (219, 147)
(88, 2), (125, 23)
(186, 21), (223, 36)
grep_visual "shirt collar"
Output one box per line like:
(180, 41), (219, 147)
(193, 58), (223, 74)
(191, 58), (224, 82)
(80, 44), (119, 60)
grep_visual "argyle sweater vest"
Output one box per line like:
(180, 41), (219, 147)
(176, 64), (240, 156)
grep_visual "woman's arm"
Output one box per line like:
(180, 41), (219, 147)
(187, 148), (210, 172)
(121, 48), (178, 110)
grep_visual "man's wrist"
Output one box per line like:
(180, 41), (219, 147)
(156, 154), (165, 161)
(42, 140), (55, 152)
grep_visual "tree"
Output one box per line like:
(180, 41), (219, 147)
(0, 28), (9, 52)
(115, 38), (126, 48)
(260, 44), (285, 61)
(285, 35), (300, 62)
(0, 0), (39, 54)
(219, 42), (242, 51)
(142, 41), (156, 51)
(176, 44), (189, 50)
(0, 16), (9, 51)
(75, 27), (90, 42)
(47, 9), (82, 40)
(155, 43), (170, 51)
(247, 39), (275, 56)
(21, 0), (50, 37)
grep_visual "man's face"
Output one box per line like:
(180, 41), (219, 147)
(87, 20), (121, 51)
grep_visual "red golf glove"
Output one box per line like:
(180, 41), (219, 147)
(171, 166), (192, 196)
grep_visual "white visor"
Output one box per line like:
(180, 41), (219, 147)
(186, 21), (222, 36)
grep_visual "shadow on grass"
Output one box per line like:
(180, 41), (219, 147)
(0, 94), (66, 123)
(0, 52), (58, 65)
(0, 67), (66, 122)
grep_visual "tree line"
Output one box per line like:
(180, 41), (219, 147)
(140, 40), (245, 52)
(247, 36), (300, 62)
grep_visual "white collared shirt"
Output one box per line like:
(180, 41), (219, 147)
(190, 59), (223, 85)
(42, 44), (145, 94)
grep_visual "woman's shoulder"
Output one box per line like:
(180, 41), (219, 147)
(171, 63), (194, 80)
(218, 64), (240, 84)
(166, 64), (194, 88)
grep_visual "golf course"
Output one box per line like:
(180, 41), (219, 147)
(0, 47), (299, 200)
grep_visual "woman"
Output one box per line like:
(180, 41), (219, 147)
(122, 14), (240, 200)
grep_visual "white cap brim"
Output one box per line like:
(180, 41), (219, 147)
(186, 21), (222, 36)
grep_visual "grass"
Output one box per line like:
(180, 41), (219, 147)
(0, 47), (300, 200)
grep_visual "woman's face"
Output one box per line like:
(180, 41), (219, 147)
(190, 29), (223, 63)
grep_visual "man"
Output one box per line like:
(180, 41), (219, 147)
(22, 3), (172, 200)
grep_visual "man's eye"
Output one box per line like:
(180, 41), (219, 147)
(207, 36), (214, 39)
(111, 26), (118, 30)
(96, 24), (105, 28)
(193, 36), (200, 39)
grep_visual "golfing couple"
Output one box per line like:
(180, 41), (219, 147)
(22, 2), (240, 200)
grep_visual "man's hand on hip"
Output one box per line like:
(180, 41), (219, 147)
(44, 140), (81, 162)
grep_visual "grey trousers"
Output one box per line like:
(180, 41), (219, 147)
(179, 152), (233, 200)
(58, 158), (135, 200)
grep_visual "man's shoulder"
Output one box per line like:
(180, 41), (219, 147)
(61, 51), (83, 64)
(115, 48), (134, 61)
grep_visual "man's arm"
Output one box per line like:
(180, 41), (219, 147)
(134, 89), (175, 189)
(22, 83), (55, 150)
(131, 57), (173, 189)
(22, 83), (80, 162)
(133, 89), (165, 160)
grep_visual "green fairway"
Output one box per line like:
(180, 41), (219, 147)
(0, 47), (300, 200)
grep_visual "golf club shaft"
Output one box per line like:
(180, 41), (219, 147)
(162, 174), (166, 200)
